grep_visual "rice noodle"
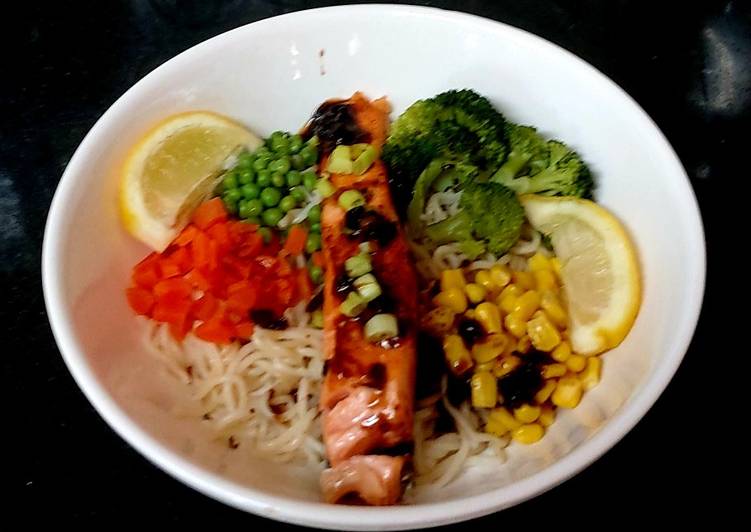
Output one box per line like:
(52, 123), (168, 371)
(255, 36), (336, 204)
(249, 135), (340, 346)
(143, 317), (325, 468)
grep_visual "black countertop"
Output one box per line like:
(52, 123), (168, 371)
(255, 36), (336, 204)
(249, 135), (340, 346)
(3, 0), (738, 527)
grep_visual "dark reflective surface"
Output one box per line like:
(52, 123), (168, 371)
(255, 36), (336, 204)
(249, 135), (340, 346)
(2, 0), (738, 526)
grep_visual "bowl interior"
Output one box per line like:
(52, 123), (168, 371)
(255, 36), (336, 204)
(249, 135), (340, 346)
(44, 5), (704, 530)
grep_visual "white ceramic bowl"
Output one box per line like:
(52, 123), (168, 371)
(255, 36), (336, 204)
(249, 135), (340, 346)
(42, 4), (705, 530)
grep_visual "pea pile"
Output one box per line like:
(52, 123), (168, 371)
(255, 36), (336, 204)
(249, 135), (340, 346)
(219, 132), (329, 282)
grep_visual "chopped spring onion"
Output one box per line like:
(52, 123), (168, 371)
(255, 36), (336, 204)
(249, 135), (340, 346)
(338, 189), (365, 211)
(364, 313), (398, 343)
(353, 273), (382, 302)
(352, 145), (377, 175)
(344, 253), (372, 278)
(358, 241), (374, 253)
(350, 143), (370, 158)
(315, 177), (336, 198)
(340, 291), (367, 317)
(326, 145), (353, 174)
(311, 309), (324, 328)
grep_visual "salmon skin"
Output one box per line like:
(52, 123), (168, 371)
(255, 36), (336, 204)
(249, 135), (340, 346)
(316, 93), (418, 505)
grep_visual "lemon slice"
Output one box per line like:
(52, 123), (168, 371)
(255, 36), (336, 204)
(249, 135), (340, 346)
(120, 111), (262, 250)
(521, 195), (641, 355)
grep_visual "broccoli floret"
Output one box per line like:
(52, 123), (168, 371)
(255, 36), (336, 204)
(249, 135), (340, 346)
(424, 181), (524, 256)
(406, 159), (479, 233)
(492, 140), (594, 198)
(492, 124), (549, 183)
(383, 89), (508, 213)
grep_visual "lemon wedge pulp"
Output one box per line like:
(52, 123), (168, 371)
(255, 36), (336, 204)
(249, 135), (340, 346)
(119, 111), (262, 251)
(521, 195), (641, 355)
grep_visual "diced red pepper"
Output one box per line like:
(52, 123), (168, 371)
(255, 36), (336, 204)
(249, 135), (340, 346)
(126, 286), (155, 315)
(192, 197), (227, 230)
(284, 225), (308, 256)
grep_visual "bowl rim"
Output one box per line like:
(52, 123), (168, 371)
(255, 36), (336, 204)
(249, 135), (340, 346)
(42, 4), (706, 530)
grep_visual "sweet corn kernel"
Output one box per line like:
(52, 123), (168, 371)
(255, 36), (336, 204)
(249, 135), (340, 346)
(472, 333), (509, 363)
(476, 360), (495, 372)
(443, 334), (473, 375)
(541, 291), (568, 329)
(566, 354), (587, 372)
(512, 270), (536, 290)
(528, 253), (552, 272)
(497, 284), (522, 314)
(464, 309), (476, 320)
(533, 269), (557, 292)
(514, 404), (541, 423)
(512, 423), (544, 444)
(433, 287), (468, 313)
(440, 268), (466, 292)
(493, 355), (521, 378)
(551, 341), (571, 362)
(489, 264), (511, 288)
(475, 302), (502, 333)
(484, 417), (509, 437)
(550, 257), (562, 278)
(471, 371), (497, 408)
(534, 380), (557, 404)
(579, 357), (602, 391)
(552, 377), (583, 408)
(504, 312), (527, 338)
(527, 311), (562, 352)
(422, 306), (456, 336)
(474, 270), (493, 291)
(465, 283), (487, 304)
(513, 290), (541, 321)
(539, 405), (556, 427)
(542, 363), (567, 378)
(516, 335), (532, 354)
(488, 407), (521, 430)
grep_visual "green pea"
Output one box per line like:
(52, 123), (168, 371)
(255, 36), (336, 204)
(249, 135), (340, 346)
(285, 170), (302, 187)
(262, 207), (283, 227)
(257, 227), (273, 243)
(300, 145), (318, 167)
(309, 265), (323, 285)
(305, 232), (322, 254)
(270, 134), (290, 154)
(246, 199), (264, 217)
(279, 195), (297, 213)
(255, 147), (272, 159)
(302, 171), (317, 191)
(223, 196), (239, 215)
(253, 156), (270, 172)
(237, 152), (254, 168)
(241, 183), (260, 200)
(222, 171), (239, 190)
(238, 167), (255, 185)
(271, 172), (286, 188)
(256, 170), (272, 188)
(269, 157), (291, 175)
(260, 187), (282, 207)
(307, 204), (321, 223)
(246, 216), (261, 225)
(290, 186), (308, 203)
(290, 154), (305, 170)
(289, 134), (304, 154)
(223, 188), (242, 204)
(238, 199), (252, 219)
(309, 222), (321, 233)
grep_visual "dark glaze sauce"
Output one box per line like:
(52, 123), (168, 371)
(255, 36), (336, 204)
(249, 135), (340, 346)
(303, 100), (370, 153)
(249, 309), (288, 330)
(415, 331), (445, 400)
(497, 350), (551, 408)
(345, 206), (398, 246)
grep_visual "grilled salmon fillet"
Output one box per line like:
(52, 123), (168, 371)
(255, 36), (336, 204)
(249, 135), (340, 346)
(316, 93), (418, 505)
